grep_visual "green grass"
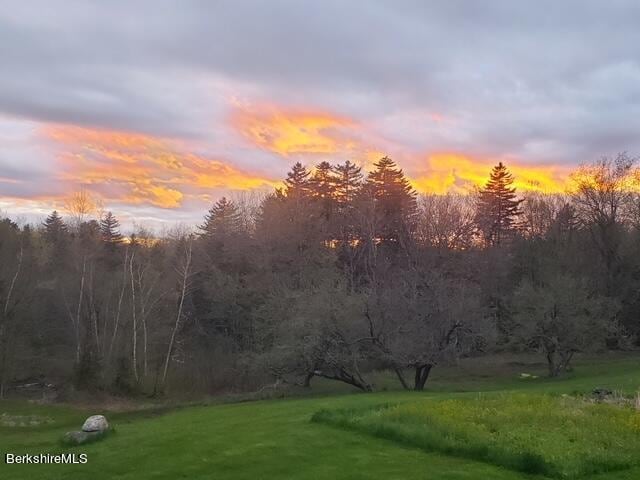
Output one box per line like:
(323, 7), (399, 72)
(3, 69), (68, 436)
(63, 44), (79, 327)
(1, 353), (640, 479)
(313, 394), (640, 478)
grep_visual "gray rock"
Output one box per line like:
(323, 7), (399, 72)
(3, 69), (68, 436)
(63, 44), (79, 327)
(64, 430), (103, 445)
(592, 388), (613, 401)
(82, 415), (109, 432)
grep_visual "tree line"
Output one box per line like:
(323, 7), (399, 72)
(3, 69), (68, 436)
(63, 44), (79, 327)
(1, 153), (639, 397)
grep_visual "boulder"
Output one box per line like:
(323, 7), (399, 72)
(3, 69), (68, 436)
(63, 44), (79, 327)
(81, 415), (109, 432)
(592, 388), (613, 401)
(64, 430), (104, 445)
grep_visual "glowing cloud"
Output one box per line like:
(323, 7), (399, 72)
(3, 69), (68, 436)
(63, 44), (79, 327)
(0, 176), (22, 185)
(231, 104), (357, 156)
(229, 104), (572, 195)
(411, 153), (571, 194)
(43, 125), (276, 208)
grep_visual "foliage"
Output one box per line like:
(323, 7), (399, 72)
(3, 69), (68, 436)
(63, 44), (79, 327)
(0, 155), (638, 397)
(512, 274), (614, 376)
(99, 212), (123, 245)
(476, 162), (523, 245)
(313, 393), (640, 478)
(198, 197), (243, 240)
(364, 156), (417, 244)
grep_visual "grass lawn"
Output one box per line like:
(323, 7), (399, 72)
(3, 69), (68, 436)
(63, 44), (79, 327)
(313, 394), (640, 478)
(2, 353), (640, 480)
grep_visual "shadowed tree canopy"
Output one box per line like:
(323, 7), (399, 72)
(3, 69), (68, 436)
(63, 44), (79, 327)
(284, 162), (312, 199)
(333, 160), (363, 207)
(43, 211), (67, 243)
(512, 274), (613, 377)
(476, 162), (523, 246)
(310, 161), (337, 220)
(569, 153), (638, 294)
(76, 220), (98, 247)
(42, 210), (71, 268)
(199, 197), (243, 240)
(365, 156), (417, 244)
(99, 211), (123, 244)
(310, 162), (336, 200)
(1, 154), (638, 399)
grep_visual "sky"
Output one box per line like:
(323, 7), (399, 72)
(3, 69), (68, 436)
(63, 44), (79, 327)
(1, 0), (640, 229)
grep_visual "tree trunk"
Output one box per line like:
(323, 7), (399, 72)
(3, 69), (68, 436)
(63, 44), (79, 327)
(559, 350), (574, 373)
(140, 298), (148, 379)
(550, 350), (575, 376)
(413, 364), (433, 390)
(161, 240), (192, 390)
(0, 244), (23, 399)
(129, 252), (139, 383)
(108, 249), (129, 365)
(303, 371), (314, 388)
(74, 256), (86, 366)
(88, 264), (100, 356)
(546, 350), (558, 377)
(138, 267), (159, 381)
(394, 367), (410, 390)
(0, 332), (12, 400)
(314, 368), (372, 391)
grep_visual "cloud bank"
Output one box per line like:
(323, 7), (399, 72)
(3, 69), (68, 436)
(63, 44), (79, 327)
(1, 1), (639, 226)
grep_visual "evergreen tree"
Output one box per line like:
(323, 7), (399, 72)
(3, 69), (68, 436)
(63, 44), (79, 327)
(310, 161), (337, 219)
(475, 162), (523, 246)
(78, 219), (101, 252)
(42, 210), (67, 244)
(332, 160), (363, 251)
(549, 203), (578, 243)
(284, 162), (311, 199)
(365, 156), (417, 243)
(99, 211), (123, 244)
(198, 197), (242, 240)
(333, 160), (363, 207)
(310, 161), (336, 200)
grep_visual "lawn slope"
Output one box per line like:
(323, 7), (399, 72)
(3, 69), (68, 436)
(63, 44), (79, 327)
(313, 394), (640, 478)
(2, 354), (640, 480)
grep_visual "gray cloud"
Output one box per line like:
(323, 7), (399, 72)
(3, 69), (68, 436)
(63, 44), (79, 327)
(2, 0), (640, 221)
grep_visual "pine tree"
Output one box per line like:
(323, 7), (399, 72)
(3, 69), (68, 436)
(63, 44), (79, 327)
(42, 210), (67, 244)
(284, 162), (311, 199)
(99, 211), (123, 244)
(79, 219), (101, 247)
(365, 156), (417, 243)
(332, 160), (363, 243)
(310, 161), (336, 199)
(310, 161), (337, 219)
(333, 160), (363, 207)
(475, 162), (523, 246)
(198, 197), (242, 240)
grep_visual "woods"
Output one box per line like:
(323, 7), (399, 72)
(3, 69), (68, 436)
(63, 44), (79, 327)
(1, 155), (639, 397)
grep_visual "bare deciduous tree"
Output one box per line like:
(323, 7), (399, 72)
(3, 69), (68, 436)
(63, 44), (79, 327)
(160, 236), (194, 390)
(513, 274), (614, 377)
(64, 189), (99, 228)
(570, 154), (639, 293)
(0, 231), (24, 399)
(417, 194), (476, 250)
(366, 269), (485, 390)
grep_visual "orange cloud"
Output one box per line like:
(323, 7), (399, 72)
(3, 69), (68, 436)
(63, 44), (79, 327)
(229, 104), (571, 196)
(44, 125), (276, 208)
(411, 153), (571, 194)
(0, 176), (22, 184)
(40, 122), (574, 213)
(231, 104), (358, 156)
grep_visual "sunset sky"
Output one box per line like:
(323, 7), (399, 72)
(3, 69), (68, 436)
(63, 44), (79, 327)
(2, 1), (640, 228)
